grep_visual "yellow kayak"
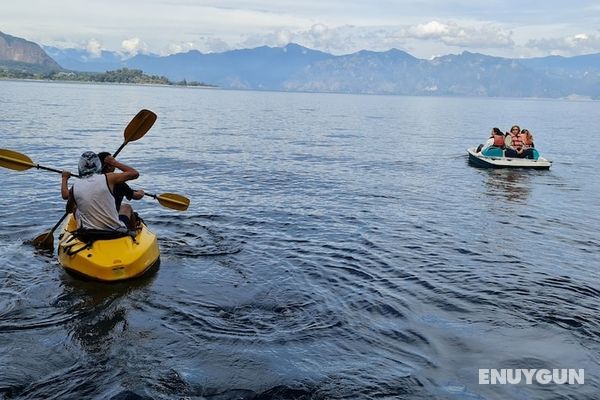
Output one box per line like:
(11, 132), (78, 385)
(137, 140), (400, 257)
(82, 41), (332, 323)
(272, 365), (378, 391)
(57, 214), (160, 281)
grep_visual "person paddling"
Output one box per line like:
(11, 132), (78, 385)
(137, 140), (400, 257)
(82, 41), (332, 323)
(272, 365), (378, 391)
(98, 151), (145, 210)
(61, 151), (139, 231)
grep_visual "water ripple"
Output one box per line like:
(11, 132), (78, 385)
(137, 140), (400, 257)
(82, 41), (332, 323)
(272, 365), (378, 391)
(1, 82), (599, 399)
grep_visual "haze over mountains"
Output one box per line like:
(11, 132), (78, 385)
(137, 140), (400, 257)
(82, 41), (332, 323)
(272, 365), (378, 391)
(2, 31), (600, 99)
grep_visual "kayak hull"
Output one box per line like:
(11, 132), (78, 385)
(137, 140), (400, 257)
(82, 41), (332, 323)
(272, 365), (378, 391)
(57, 214), (160, 281)
(467, 147), (551, 169)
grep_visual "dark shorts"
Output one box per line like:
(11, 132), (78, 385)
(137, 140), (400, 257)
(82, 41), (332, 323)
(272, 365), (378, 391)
(119, 214), (130, 227)
(506, 148), (535, 159)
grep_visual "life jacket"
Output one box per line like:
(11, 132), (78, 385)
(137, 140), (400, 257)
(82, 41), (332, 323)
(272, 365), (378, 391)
(510, 132), (524, 150)
(521, 133), (534, 148)
(493, 134), (505, 147)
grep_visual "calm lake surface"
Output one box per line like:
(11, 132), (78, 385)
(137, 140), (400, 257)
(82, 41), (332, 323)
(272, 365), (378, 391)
(1, 80), (599, 400)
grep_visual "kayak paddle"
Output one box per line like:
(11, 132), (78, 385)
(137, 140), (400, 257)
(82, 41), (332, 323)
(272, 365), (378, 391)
(113, 109), (157, 157)
(0, 110), (157, 177)
(0, 148), (81, 177)
(145, 192), (190, 211)
(31, 198), (75, 250)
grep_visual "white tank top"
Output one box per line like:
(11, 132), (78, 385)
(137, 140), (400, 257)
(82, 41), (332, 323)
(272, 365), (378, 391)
(73, 174), (125, 231)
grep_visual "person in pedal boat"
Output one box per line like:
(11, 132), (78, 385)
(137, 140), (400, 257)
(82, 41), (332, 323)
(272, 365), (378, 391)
(61, 151), (139, 231)
(520, 129), (535, 149)
(476, 127), (505, 153)
(97, 151), (145, 210)
(505, 125), (535, 159)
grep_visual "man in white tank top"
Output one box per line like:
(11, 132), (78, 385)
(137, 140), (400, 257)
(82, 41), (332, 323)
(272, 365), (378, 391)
(61, 151), (140, 231)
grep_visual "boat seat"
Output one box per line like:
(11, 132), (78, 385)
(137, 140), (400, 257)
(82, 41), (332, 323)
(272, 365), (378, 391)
(70, 228), (133, 242)
(482, 146), (540, 160)
(481, 146), (504, 157)
(61, 228), (134, 257)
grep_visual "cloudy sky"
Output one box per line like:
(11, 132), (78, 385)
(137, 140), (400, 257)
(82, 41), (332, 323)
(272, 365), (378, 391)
(3, 0), (600, 58)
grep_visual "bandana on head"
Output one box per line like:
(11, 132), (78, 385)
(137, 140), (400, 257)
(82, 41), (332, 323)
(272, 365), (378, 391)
(78, 151), (101, 177)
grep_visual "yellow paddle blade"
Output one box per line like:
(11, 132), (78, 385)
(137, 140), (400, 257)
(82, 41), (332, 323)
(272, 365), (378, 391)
(32, 211), (69, 252)
(156, 193), (190, 211)
(32, 230), (54, 250)
(124, 109), (157, 143)
(0, 148), (35, 171)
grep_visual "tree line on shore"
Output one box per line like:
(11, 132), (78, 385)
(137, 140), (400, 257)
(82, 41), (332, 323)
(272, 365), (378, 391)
(0, 67), (211, 87)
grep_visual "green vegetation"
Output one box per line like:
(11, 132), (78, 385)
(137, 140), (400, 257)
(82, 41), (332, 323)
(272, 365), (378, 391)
(173, 78), (207, 87)
(0, 66), (213, 87)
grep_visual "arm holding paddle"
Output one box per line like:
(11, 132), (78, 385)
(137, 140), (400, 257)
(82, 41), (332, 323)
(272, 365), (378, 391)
(61, 170), (71, 200)
(98, 151), (144, 204)
(103, 155), (139, 188)
(95, 155), (139, 229)
(118, 185), (145, 201)
(131, 189), (145, 200)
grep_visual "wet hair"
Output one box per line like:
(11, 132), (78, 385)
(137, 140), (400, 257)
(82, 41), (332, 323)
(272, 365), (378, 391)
(97, 151), (111, 173)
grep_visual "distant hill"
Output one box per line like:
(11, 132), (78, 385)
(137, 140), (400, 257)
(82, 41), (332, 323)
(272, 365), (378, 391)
(43, 45), (125, 73)
(0, 31), (61, 73)
(283, 49), (424, 94)
(422, 52), (562, 97)
(124, 43), (333, 89)
(50, 43), (599, 99)
(519, 53), (600, 98)
(0, 33), (199, 86)
(2, 29), (599, 99)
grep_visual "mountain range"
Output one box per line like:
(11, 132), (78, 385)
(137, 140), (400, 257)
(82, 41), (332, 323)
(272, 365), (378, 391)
(0, 31), (61, 74)
(2, 30), (600, 98)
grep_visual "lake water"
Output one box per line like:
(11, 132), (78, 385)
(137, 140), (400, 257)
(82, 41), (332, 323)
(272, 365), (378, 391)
(0, 80), (599, 400)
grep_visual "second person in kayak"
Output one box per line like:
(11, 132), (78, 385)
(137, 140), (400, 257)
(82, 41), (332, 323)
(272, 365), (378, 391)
(61, 151), (139, 231)
(98, 151), (145, 210)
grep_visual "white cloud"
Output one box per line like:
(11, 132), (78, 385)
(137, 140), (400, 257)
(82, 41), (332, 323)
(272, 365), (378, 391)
(275, 30), (292, 47)
(242, 24), (364, 54)
(162, 36), (233, 55)
(202, 37), (232, 53)
(409, 21), (449, 38)
(3, 1), (600, 58)
(166, 41), (196, 55)
(526, 32), (600, 56)
(85, 39), (103, 58)
(121, 37), (148, 55)
(402, 20), (514, 48)
(238, 21), (515, 56)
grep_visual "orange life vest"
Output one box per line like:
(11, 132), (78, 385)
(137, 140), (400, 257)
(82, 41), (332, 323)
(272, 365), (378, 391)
(521, 133), (534, 148)
(510, 132), (524, 150)
(493, 134), (505, 147)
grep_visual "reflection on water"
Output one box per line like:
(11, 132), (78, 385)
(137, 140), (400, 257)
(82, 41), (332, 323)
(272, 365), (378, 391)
(59, 272), (157, 355)
(483, 169), (531, 203)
